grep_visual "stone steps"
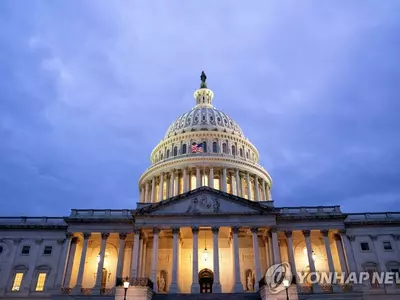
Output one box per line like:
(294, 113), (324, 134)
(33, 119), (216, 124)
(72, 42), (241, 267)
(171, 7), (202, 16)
(153, 292), (261, 300)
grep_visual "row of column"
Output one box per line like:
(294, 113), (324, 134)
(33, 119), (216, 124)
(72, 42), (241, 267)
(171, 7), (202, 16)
(283, 229), (356, 292)
(140, 167), (271, 203)
(57, 231), (148, 295)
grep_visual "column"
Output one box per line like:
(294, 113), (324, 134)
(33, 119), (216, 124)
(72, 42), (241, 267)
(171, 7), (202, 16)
(63, 237), (78, 288)
(159, 173), (164, 201)
(246, 172), (252, 200)
(144, 182), (149, 203)
(151, 228), (160, 291)
(251, 227), (262, 289)
(232, 226), (243, 292)
(370, 235), (385, 272)
(285, 231), (298, 286)
(116, 233), (127, 279)
(131, 228), (141, 278)
(169, 171), (174, 197)
(170, 228), (180, 293)
(183, 168), (188, 192)
(334, 234), (348, 274)
(53, 233), (73, 289)
(94, 232), (109, 292)
(235, 169), (241, 196)
(339, 230), (358, 274)
(174, 171), (179, 196)
(262, 181), (267, 201)
(254, 176), (260, 201)
(393, 235), (400, 261)
(209, 168), (214, 188)
(140, 238), (147, 277)
(303, 230), (320, 292)
(321, 230), (340, 292)
(191, 227), (200, 293)
(270, 227), (281, 264)
(73, 233), (91, 293)
(212, 227), (222, 292)
(222, 168), (227, 192)
(196, 167), (201, 188)
(151, 178), (156, 203)
(22, 239), (42, 292)
(266, 183), (272, 200)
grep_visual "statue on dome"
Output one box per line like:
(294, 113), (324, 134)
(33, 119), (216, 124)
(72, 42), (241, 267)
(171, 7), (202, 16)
(200, 71), (207, 88)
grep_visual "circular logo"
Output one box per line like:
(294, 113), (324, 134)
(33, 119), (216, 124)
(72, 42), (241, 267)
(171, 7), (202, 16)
(264, 263), (292, 294)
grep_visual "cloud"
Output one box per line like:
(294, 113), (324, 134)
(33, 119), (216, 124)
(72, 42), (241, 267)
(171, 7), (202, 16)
(0, 0), (399, 215)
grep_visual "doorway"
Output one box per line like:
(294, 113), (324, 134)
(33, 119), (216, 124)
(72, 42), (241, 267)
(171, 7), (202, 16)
(199, 269), (214, 294)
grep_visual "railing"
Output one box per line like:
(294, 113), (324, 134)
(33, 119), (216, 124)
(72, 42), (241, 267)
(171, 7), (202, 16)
(346, 212), (400, 222)
(70, 209), (132, 217)
(278, 206), (342, 214)
(116, 277), (154, 290)
(0, 217), (66, 226)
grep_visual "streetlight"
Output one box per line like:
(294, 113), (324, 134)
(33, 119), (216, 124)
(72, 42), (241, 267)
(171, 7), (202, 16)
(123, 277), (130, 300)
(283, 279), (290, 300)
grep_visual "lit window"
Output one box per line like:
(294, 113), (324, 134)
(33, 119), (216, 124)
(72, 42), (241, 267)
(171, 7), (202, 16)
(12, 273), (24, 291)
(383, 241), (392, 250)
(35, 273), (47, 291)
(213, 177), (220, 190)
(190, 174), (196, 191)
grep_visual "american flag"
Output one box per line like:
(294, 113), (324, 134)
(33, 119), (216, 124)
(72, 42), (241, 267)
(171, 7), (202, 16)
(191, 142), (204, 153)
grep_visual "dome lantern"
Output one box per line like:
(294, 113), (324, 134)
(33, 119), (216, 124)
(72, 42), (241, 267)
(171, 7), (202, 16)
(194, 71), (214, 108)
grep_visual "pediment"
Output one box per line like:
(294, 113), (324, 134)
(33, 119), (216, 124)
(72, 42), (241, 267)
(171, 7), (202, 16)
(135, 187), (273, 216)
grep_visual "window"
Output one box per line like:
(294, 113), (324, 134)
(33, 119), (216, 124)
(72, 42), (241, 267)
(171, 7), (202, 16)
(360, 242), (370, 251)
(43, 246), (52, 255)
(232, 145), (236, 156)
(203, 141), (207, 152)
(173, 146), (178, 156)
(166, 149), (170, 158)
(212, 142), (218, 153)
(240, 148), (243, 157)
(35, 273), (47, 292)
(12, 273), (24, 291)
(21, 246), (30, 255)
(222, 143), (227, 154)
(160, 153), (164, 160)
(383, 241), (392, 250)
(182, 144), (187, 154)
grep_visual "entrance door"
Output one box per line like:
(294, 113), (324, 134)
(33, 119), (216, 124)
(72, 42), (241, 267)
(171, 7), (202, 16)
(199, 269), (214, 294)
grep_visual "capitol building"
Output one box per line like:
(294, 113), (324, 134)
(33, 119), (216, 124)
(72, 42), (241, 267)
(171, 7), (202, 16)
(0, 73), (399, 300)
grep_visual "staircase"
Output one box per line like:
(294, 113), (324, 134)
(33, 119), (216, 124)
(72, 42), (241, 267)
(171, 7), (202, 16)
(153, 293), (261, 300)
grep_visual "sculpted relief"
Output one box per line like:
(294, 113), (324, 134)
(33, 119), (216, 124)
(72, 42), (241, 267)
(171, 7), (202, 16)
(186, 195), (220, 214)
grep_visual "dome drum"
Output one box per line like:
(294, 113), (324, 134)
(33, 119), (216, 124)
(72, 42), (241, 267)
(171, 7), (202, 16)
(140, 72), (273, 204)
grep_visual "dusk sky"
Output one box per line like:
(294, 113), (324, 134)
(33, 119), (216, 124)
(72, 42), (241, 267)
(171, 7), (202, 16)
(1, 1), (399, 216)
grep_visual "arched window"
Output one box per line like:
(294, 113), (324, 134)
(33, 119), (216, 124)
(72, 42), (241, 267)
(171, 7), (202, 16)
(246, 151), (249, 158)
(160, 153), (164, 160)
(212, 142), (218, 153)
(222, 143), (228, 154)
(182, 144), (187, 154)
(232, 145), (236, 156)
(166, 149), (170, 158)
(240, 148), (243, 157)
(203, 141), (207, 152)
(173, 146), (178, 156)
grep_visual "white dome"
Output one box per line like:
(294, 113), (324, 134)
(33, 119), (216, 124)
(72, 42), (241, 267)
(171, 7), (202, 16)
(164, 107), (244, 139)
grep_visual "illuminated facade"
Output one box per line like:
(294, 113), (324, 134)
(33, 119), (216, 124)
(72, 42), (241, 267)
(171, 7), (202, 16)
(0, 73), (399, 300)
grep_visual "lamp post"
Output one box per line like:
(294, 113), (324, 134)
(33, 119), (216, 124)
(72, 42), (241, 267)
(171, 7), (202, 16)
(123, 277), (130, 300)
(283, 279), (289, 300)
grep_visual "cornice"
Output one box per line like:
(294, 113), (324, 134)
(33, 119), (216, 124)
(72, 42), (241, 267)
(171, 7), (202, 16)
(0, 225), (67, 230)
